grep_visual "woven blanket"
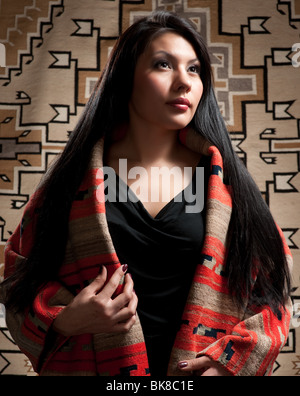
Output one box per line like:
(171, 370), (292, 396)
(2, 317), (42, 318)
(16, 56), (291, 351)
(1, 129), (293, 376)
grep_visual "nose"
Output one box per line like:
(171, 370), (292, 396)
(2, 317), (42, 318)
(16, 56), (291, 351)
(173, 68), (192, 93)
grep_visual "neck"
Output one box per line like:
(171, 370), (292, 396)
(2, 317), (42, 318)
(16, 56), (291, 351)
(124, 120), (180, 164)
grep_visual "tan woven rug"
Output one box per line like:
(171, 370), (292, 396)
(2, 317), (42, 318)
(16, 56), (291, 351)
(0, 0), (299, 376)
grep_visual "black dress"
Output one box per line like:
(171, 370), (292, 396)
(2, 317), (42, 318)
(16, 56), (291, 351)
(105, 156), (209, 376)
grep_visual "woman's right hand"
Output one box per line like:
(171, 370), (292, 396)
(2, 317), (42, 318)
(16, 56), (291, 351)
(52, 265), (138, 336)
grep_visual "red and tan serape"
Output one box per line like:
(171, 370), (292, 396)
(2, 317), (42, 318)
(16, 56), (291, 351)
(1, 129), (293, 376)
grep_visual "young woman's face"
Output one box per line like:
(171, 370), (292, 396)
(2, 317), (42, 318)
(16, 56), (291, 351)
(129, 32), (203, 131)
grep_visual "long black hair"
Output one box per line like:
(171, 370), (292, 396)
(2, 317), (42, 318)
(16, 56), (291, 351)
(2, 11), (291, 313)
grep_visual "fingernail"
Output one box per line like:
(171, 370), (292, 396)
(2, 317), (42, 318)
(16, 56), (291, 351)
(98, 265), (103, 274)
(122, 264), (128, 273)
(178, 361), (188, 369)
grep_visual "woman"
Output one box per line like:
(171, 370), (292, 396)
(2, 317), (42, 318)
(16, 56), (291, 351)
(0, 11), (293, 376)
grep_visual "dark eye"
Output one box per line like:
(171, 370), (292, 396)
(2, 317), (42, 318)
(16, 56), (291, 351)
(189, 64), (201, 74)
(155, 60), (171, 70)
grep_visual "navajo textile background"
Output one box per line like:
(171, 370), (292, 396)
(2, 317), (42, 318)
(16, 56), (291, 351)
(0, 0), (299, 376)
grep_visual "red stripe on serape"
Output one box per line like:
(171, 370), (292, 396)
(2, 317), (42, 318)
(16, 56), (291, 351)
(42, 333), (97, 374)
(204, 333), (257, 374)
(193, 268), (229, 295)
(198, 305), (291, 376)
(35, 283), (64, 323)
(59, 253), (119, 279)
(44, 356), (97, 374)
(209, 184), (232, 207)
(45, 338), (149, 376)
(60, 253), (124, 297)
(21, 318), (45, 346)
(21, 283), (66, 371)
(254, 305), (291, 376)
(69, 195), (105, 219)
(22, 283), (64, 340)
(209, 146), (224, 167)
(78, 168), (104, 188)
(174, 304), (240, 353)
(95, 342), (149, 376)
(69, 168), (107, 219)
(202, 235), (227, 263)
(70, 168), (105, 220)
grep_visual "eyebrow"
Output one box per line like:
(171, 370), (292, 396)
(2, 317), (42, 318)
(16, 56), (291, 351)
(152, 50), (200, 64)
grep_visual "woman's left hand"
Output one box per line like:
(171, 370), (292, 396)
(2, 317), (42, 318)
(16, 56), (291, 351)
(178, 356), (232, 376)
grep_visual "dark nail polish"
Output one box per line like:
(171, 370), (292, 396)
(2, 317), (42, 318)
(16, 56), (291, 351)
(178, 362), (188, 369)
(122, 264), (128, 273)
(98, 265), (103, 274)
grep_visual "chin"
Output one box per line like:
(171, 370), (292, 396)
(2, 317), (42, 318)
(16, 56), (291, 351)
(166, 115), (194, 131)
(166, 121), (192, 131)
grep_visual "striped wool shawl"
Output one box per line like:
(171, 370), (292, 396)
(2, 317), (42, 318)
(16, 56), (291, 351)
(1, 128), (293, 376)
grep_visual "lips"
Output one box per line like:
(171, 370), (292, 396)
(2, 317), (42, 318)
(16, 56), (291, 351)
(167, 97), (191, 110)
